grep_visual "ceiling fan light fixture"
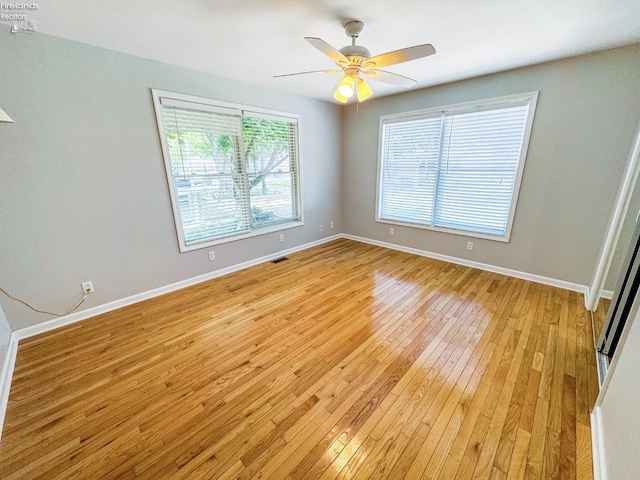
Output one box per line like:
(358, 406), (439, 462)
(280, 21), (435, 103)
(356, 77), (373, 102)
(336, 75), (355, 99)
(333, 90), (349, 103)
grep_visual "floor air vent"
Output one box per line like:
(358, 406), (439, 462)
(271, 257), (289, 264)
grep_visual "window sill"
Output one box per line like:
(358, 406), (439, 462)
(375, 218), (510, 243)
(178, 221), (304, 252)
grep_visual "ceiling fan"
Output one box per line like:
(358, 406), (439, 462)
(275, 20), (436, 103)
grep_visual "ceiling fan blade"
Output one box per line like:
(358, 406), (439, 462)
(305, 37), (349, 66)
(363, 44), (435, 69)
(274, 69), (340, 78)
(365, 69), (417, 88)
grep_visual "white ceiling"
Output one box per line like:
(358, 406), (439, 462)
(8, 0), (640, 103)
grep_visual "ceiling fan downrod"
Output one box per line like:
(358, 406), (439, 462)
(339, 21), (370, 62)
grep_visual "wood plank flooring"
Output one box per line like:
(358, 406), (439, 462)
(0, 239), (598, 479)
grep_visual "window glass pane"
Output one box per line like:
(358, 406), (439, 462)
(155, 92), (302, 250)
(249, 173), (295, 225)
(162, 105), (250, 245)
(243, 117), (299, 228)
(436, 106), (528, 235)
(379, 116), (442, 224)
(377, 94), (535, 240)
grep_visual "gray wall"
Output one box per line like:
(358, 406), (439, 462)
(0, 33), (342, 330)
(342, 44), (640, 286)
(1, 32), (638, 331)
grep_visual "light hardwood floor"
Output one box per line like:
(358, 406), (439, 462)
(0, 239), (598, 479)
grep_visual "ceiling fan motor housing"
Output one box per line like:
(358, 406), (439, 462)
(340, 21), (370, 64)
(339, 45), (371, 64)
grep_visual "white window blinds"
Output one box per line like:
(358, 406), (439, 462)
(162, 104), (250, 244)
(379, 114), (442, 225)
(154, 91), (302, 251)
(243, 114), (300, 229)
(378, 93), (537, 241)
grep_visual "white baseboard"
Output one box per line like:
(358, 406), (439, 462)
(584, 288), (614, 313)
(0, 234), (340, 442)
(13, 235), (341, 341)
(600, 289), (614, 300)
(343, 234), (589, 296)
(0, 333), (19, 442)
(584, 288), (594, 312)
(8, 233), (596, 342)
(591, 406), (608, 480)
(1, 232), (591, 443)
(9, 232), (593, 343)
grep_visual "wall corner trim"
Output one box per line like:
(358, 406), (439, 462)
(591, 406), (608, 480)
(0, 333), (19, 443)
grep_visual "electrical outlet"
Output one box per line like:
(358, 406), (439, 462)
(390, 227), (395, 236)
(319, 224), (323, 232)
(81, 281), (94, 295)
(330, 221), (334, 229)
(208, 251), (216, 261)
(466, 241), (474, 251)
(279, 234), (284, 242)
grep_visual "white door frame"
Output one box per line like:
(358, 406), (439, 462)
(587, 121), (640, 311)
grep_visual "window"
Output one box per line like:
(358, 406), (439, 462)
(152, 90), (302, 251)
(377, 92), (538, 242)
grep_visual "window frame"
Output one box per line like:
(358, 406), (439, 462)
(152, 89), (304, 252)
(375, 92), (538, 243)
